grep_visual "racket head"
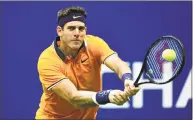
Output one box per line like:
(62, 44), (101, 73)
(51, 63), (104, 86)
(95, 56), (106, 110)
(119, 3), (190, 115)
(135, 35), (185, 86)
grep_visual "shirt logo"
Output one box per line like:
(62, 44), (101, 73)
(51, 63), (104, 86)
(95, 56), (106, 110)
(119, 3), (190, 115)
(81, 58), (88, 63)
(73, 16), (82, 19)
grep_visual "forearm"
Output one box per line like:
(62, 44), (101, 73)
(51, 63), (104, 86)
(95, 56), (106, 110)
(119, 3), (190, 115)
(52, 79), (111, 109)
(52, 79), (98, 108)
(115, 61), (132, 79)
(104, 54), (132, 79)
(54, 88), (98, 108)
(71, 91), (98, 108)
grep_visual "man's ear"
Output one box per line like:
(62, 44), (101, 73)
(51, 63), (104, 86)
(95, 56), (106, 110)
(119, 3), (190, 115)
(84, 26), (87, 32)
(56, 26), (63, 36)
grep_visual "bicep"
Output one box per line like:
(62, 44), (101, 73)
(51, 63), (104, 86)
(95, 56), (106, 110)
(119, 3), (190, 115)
(51, 78), (78, 103)
(38, 58), (79, 104)
(104, 54), (123, 71)
(104, 54), (129, 76)
(38, 58), (66, 86)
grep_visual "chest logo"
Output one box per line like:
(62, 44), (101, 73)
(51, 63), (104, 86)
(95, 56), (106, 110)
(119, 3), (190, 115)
(81, 58), (88, 63)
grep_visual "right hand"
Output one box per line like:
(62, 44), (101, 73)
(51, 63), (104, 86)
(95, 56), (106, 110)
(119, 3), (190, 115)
(124, 79), (140, 96)
(108, 90), (129, 105)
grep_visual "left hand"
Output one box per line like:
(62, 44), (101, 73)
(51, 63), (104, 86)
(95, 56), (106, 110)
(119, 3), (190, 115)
(124, 79), (140, 96)
(109, 89), (130, 105)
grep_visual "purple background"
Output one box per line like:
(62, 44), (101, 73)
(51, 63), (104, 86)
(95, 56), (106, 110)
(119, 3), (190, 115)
(1, 1), (192, 119)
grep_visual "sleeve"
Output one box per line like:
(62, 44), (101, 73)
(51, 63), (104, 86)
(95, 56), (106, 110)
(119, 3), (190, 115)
(37, 57), (67, 89)
(90, 36), (117, 64)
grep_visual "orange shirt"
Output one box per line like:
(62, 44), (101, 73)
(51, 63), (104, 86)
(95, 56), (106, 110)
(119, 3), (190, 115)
(36, 35), (116, 119)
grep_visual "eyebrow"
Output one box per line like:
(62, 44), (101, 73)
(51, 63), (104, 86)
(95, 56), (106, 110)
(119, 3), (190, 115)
(67, 25), (85, 28)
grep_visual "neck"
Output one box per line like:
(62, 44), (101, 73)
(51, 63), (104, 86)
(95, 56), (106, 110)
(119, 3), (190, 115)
(58, 43), (79, 58)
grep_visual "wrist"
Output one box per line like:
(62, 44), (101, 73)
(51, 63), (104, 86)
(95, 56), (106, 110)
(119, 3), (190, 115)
(92, 93), (100, 105)
(121, 73), (133, 82)
(92, 90), (111, 105)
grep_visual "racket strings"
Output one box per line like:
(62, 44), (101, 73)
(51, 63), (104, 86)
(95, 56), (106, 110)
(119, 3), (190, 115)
(167, 39), (183, 75)
(146, 38), (183, 83)
(147, 40), (167, 80)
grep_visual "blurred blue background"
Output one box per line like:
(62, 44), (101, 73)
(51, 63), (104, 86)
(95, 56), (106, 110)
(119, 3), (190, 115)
(1, 1), (192, 119)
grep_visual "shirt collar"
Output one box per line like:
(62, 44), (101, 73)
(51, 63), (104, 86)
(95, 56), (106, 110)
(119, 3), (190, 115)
(53, 36), (85, 60)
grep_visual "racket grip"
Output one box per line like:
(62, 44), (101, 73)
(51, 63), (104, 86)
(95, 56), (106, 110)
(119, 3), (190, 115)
(134, 82), (139, 87)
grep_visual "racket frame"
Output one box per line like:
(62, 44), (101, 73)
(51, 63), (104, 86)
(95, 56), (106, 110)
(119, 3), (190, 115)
(134, 35), (185, 87)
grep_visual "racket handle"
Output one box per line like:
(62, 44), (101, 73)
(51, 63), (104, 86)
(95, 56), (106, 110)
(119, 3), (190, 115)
(134, 81), (139, 87)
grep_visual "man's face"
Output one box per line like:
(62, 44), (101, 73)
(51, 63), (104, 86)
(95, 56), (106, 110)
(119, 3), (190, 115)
(57, 21), (87, 50)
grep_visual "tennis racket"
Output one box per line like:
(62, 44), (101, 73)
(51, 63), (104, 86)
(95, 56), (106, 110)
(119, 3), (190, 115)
(134, 35), (185, 87)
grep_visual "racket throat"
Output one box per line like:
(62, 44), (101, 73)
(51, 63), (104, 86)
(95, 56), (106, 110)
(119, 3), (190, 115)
(145, 73), (154, 83)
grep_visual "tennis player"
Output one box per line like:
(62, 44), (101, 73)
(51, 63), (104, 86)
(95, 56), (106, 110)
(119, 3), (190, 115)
(35, 6), (140, 119)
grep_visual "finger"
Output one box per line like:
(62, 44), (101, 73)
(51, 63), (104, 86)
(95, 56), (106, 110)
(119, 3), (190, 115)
(125, 90), (132, 96)
(133, 88), (140, 95)
(124, 92), (130, 101)
(126, 85), (140, 95)
(125, 86), (131, 92)
(112, 95), (121, 104)
(132, 87), (140, 93)
(125, 86), (134, 95)
(129, 88), (140, 96)
(124, 88), (133, 96)
(114, 92), (128, 105)
(114, 93), (125, 103)
(122, 91), (129, 100)
(129, 90), (136, 96)
(120, 92), (130, 104)
(125, 89), (136, 96)
(123, 90), (129, 97)
(125, 83), (132, 89)
(124, 93), (130, 102)
(135, 87), (141, 90)
(119, 92), (129, 102)
(130, 83), (136, 89)
(124, 79), (134, 88)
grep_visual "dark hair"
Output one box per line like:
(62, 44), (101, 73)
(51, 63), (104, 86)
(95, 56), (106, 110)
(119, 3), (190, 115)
(57, 6), (87, 22)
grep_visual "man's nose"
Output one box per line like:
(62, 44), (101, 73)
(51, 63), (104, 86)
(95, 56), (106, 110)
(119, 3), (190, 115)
(74, 28), (80, 38)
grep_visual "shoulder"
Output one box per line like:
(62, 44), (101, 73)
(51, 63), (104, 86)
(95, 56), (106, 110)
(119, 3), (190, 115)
(38, 45), (54, 61)
(85, 34), (108, 47)
(37, 45), (61, 69)
(85, 34), (101, 40)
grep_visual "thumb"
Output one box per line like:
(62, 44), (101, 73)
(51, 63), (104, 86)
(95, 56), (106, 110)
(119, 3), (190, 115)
(124, 79), (134, 87)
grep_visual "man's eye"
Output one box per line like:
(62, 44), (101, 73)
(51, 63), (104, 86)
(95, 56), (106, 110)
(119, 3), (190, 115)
(67, 26), (85, 31)
(78, 26), (85, 31)
(68, 27), (76, 31)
